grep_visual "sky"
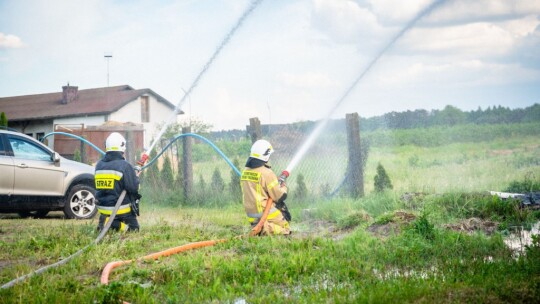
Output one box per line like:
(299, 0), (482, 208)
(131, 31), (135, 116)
(1, 0), (539, 131)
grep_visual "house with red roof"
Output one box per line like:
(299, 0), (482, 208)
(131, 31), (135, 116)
(0, 84), (182, 151)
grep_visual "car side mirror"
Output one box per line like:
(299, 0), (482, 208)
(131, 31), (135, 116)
(53, 152), (61, 165)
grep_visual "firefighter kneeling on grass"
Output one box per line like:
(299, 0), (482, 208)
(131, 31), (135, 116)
(95, 132), (141, 232)
(241, 139), (291, 235)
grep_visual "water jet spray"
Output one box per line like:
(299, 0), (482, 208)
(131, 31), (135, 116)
(284, 0), (446, 176)
(137, 0), (265, 166)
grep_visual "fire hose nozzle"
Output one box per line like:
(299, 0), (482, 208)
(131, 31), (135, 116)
(137, 153), (149, 167)
(278, 170), (289, 186)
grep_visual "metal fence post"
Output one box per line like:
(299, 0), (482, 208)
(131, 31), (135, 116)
(182, 126), (193, 201)
(346, 113), (364, 198)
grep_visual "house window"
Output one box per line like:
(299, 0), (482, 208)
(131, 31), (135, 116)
(36, 132), (45, 142)
(141, 96), (149, 122)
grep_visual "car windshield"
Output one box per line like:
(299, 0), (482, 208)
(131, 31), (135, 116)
(8, 137), (51, 161)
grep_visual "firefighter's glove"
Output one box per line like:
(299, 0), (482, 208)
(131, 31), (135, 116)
(275, 200), (292, 222)
(131, 199), (140, 216)
(131, 193), (142, 216)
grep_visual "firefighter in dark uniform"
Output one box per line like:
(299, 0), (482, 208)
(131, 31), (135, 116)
(95, 132), (141, 232)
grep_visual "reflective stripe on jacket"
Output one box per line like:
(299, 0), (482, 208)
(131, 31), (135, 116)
(97, 203), (131, 215)
(95, 151), (140, 208)
(240, 165), (287, 222)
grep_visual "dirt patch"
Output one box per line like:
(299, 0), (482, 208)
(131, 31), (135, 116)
(444, 217), (498, 235)
(367, 211), (417, 238)
(294, 220), (338, 238)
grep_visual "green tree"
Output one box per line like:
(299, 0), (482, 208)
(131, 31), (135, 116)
(229, 158), (241, 202)
(198, 174), (206, 192)
(0, 112), (7, 128)
(161, 155), (175, 188)
(73, 149), (81, 162)
(374, 163), (393, 192)
(211, 168), (225, 193)
(155, 118), (213, 140)
(142, 147), (160, 189)
(176, 142), (184, 189)
(435, 105), (467, 126)
(295, 173), (308, 199)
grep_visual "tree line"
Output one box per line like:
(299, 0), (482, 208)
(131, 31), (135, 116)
(360, 103), (540, 131)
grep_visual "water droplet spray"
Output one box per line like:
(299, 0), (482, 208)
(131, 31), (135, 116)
(285, 0), (446, 174)
(139, 0), (265, 165)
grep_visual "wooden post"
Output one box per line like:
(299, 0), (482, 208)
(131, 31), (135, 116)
(182, 126), (193, 201)
(248, 117), (261, 143)
(125, 130), (135, 164)
(346, 113), (364, 198)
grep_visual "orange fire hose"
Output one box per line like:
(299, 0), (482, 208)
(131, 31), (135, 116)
(100, 198), (274, 285)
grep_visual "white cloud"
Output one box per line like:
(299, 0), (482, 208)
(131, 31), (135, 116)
(401, 15), (539, 58)
(367, 0), (433, 24)
(375, 59), (540, 89)
(0, 33), (24, 48)
(430, 0), (540, 23)
(406, 23), (514, 56)
(310, 0), (385, 44)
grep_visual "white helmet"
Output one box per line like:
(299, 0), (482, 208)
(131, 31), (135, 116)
(250, 139), (274, 162)
(106, 132), (126, 152)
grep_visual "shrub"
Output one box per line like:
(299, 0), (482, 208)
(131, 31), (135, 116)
(229, 158), (241, 202)
(73, 149), (81, 162)
(374, 163), (393, 192)
(211, 168), (225, 192)
(161, 155), (175, 188)
(410, 213), (435, 240)
(504, 172), (540, 192)
(295, 173), (308, 199)
(0, 112), (7, 127)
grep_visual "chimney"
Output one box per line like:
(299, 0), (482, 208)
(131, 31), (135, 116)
(62, 83), (78, 104)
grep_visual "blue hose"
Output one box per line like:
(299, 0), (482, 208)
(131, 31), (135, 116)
(42, 131), (241, 176)
(144, 133), (241, 177)
(41, 132), (105, 155)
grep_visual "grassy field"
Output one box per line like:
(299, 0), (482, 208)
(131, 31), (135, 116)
(1, 124), (540, 303)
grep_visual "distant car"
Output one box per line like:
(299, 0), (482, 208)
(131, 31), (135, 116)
(0, 129), (97, 219)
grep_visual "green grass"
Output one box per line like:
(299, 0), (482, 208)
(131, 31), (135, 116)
(1, 124), (540, 303)
(1, 203), (539, 303)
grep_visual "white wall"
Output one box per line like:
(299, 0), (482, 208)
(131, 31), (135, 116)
(109, 94), (177, 148)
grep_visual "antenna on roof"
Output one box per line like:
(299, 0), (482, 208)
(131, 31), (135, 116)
(104, 52), (113, 87)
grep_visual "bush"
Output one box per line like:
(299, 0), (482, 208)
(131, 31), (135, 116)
(161, 155), (175, 188)
(374, 163), (393, 192)
(229, 158), (241, 202)
(410, 213), (435, 240)
(295, 173), (308, 199)
(504, 172), (540, 192)
(0, 112), (7, 127)
(211, 168), (225, 192)
(73, 149), (81, 162)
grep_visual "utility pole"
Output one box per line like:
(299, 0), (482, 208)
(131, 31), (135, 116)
(104, 52), (113, 86)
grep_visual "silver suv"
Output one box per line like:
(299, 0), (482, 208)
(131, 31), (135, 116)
(0, 129), (97, 219)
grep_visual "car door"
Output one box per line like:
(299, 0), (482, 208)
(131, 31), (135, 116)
(0, 134), (15, 195)
(7, 135), (65, 196)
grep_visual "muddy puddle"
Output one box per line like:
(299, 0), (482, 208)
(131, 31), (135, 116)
(503, 222), (540, 256)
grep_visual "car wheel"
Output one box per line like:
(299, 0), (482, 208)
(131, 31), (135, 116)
(18, 211), (49, 218)
(63, 184), (97, 219)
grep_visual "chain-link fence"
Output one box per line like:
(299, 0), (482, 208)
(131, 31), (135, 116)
(141, 116), (367, 205)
